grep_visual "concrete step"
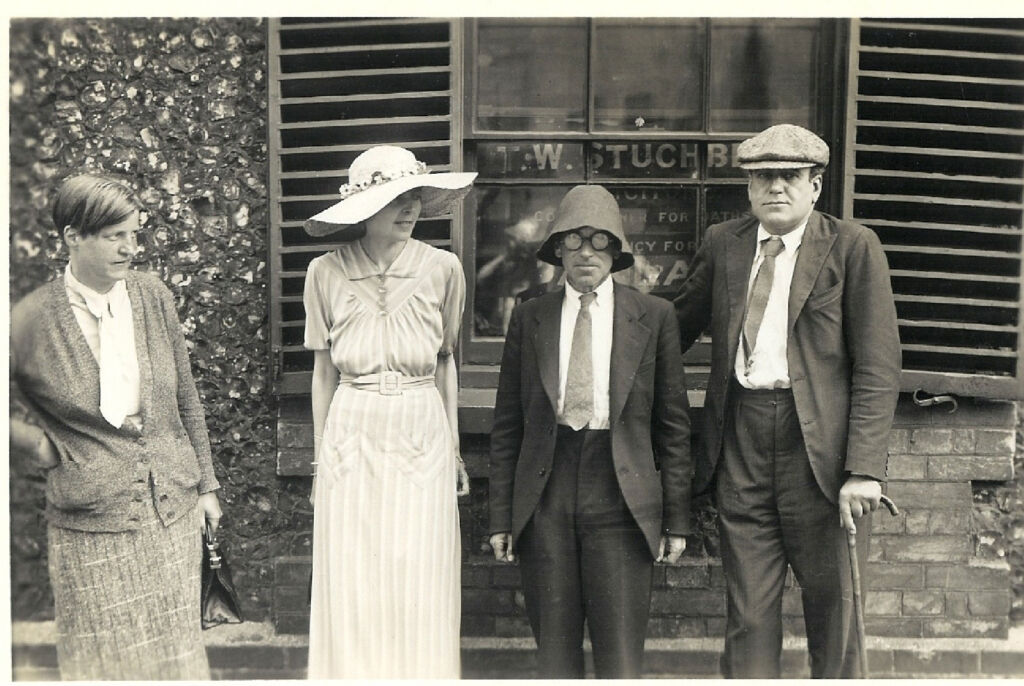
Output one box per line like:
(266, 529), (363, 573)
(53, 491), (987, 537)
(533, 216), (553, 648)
(12, 621), (1024, 679)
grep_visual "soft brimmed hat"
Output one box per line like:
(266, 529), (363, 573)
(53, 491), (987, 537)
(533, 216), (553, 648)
(536, 185), (634, 273)
(737, 124), (830, 170)
(304, 146), (477, 238)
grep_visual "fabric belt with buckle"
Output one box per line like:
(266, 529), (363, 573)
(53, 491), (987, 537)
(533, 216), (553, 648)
(339, 372), (435, 396)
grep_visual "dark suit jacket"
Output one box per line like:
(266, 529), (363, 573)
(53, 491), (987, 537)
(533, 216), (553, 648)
(489, 283), (692, 558)
(674, 211), (901, 503)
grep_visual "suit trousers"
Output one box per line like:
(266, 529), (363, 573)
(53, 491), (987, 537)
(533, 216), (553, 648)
(716, 383), (871, 678)
(517, 426), (654, 678)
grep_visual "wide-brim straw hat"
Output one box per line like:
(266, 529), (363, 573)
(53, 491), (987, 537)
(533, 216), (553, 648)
(304, 145), (477, 238)
(536, 185), (634, 273)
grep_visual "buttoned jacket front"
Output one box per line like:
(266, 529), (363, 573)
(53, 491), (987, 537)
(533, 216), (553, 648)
(11, 271), (220, 532)
(489, 283), (692, 558)
(674, 210), (901, 502)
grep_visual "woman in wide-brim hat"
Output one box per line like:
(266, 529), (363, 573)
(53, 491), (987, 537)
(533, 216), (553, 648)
(301, 145), (476, 679)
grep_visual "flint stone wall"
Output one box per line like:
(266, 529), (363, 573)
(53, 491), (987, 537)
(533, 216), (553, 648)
(7, 18), (310, 622)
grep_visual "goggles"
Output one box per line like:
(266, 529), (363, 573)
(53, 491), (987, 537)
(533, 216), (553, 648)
(561, 230), (615, 252)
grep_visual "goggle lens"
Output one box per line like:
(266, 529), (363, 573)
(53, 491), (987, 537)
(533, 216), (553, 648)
(562, 231), (611, 251)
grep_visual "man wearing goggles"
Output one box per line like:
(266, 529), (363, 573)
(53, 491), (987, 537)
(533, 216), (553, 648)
(489, 184), (691, 678)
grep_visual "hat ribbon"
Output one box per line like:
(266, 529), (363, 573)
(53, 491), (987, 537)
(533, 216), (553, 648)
(338, 160), (429, 199)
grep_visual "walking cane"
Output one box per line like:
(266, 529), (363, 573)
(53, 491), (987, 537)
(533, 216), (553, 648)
(849, 494), (899, 678)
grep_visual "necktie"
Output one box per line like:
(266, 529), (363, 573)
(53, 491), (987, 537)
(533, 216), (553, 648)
(742, 236), (785, 367)
(98, 298), (128, 428)
(562, 291), (597, 431)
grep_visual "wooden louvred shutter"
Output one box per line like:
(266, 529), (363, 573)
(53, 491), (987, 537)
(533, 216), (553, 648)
(267, 18), (462, 472)
(843, 18), (1024, 399)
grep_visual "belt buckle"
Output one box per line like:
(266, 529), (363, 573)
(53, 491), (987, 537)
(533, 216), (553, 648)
(378, 371), (402, 396)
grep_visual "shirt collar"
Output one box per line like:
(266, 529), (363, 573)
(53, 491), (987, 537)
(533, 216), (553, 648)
(565, 274), (614, 308)
(337, 239), (419, 280)
(756, 220), (807, 256)
(64, 264), (128, 318)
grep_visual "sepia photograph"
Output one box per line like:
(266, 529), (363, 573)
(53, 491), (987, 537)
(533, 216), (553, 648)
(7, 11), (1024, 679)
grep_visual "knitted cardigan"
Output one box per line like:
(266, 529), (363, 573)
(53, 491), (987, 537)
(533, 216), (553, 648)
(10, 270), (220, 532)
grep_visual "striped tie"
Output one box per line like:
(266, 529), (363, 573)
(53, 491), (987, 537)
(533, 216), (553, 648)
(742, 236), (785, 367)
(562, 291), (597, 431)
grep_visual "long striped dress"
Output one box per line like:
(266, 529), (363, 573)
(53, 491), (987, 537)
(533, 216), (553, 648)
(302, 239), (466, 679)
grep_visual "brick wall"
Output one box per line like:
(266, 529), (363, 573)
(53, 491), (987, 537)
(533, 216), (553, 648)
(271, 395), (1016, 639)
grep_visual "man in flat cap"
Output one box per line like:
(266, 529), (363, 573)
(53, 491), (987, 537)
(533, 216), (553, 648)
(673, 124), (901, 677)
(489, 184), (692, 678)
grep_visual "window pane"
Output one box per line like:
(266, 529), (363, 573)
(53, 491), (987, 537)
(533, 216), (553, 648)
(476, 20), (588, 132)
(474, 186), (567, 337)
(590, 140), (700, 180)
(709, 19), (820, 132)
(706, 185), (752, 228)
(475, 141), (585, 181)
(609, 186), (698, 295)
(593, 20), (705, 132)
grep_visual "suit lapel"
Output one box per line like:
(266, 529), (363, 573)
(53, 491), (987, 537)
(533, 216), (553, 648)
(725, 217), (759, 355)
(609, 285), (650, 426)
(787, 211), (838, 334)
(532, 290), (563, 414)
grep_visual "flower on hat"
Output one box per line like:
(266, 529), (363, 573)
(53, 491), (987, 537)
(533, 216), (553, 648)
(337, 159), (429, 199)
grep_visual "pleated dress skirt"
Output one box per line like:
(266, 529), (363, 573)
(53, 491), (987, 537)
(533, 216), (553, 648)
(47, 500), (209, 681)
(308, 383), (462, 679)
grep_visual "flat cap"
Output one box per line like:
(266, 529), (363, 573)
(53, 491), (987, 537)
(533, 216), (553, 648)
(737, 124), (830, 170)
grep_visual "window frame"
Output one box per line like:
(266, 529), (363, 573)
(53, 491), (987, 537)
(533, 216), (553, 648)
(459, 18), (845, 366)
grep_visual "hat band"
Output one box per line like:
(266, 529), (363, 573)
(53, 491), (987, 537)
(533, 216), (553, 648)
(338, 160), (429, 199)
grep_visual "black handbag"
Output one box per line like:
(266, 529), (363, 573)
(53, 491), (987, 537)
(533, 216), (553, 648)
(201, 525), (243, 630)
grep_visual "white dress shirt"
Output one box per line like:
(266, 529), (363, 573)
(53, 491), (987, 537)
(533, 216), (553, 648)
(734, 222), (807, 389)
(65, 264), (142, 420)
(557, 276), (614, 430)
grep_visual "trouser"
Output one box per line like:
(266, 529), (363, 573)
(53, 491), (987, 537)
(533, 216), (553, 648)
(517, 426), (653, 679)
(716, 383), (871, 679)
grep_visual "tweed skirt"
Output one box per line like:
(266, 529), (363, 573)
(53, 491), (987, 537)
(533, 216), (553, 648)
(47, 499), (209, 681)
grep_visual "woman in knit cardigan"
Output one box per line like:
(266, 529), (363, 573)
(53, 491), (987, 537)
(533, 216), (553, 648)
(10, 174), (223, 680)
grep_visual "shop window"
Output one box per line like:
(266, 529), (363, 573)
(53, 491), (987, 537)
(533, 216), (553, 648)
(475, 20), (589, 132)
(462, 18), (838, 366)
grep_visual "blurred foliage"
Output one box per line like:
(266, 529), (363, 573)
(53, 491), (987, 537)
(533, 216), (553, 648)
(7, 17), (312, 622)
(972, 403), (1024, 624)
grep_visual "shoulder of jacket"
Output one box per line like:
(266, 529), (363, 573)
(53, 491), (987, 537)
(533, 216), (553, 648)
(11, 283), (52, 338)
(128, 269), (171, 294)
(814, 211), (880, 248)
(632, 288), (673, 316)
(706, 214), (755, 241)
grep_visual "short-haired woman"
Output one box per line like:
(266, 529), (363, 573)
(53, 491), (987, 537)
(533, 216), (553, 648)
(10, 173), (223, 680)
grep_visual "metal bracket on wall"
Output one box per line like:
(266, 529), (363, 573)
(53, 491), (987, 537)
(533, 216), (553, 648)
(912, 388), (958, 413)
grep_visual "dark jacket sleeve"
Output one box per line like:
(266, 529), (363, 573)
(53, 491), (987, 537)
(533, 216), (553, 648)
(156, 280), (220, 494)
(488, 303), (525, 535)
(651, 299), (693, 535)
(841, 226), (902, 480)
(673, 226), (715, 353)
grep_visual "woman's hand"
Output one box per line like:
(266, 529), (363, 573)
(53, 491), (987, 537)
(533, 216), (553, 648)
(35, 433), (60, 469)
(10, 418), (59, 470)
(456, 455), (470, 497)
(198, 491), (223, 535)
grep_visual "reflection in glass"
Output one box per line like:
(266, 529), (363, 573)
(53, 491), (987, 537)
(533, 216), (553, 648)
(608, 186), (699, 295)
(705, 184), (752, 229)
(476, 20), (588, 132)
(474, 186), (566, 337)
(709, 19), (820, 132)
(593, 20), (705, 132)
